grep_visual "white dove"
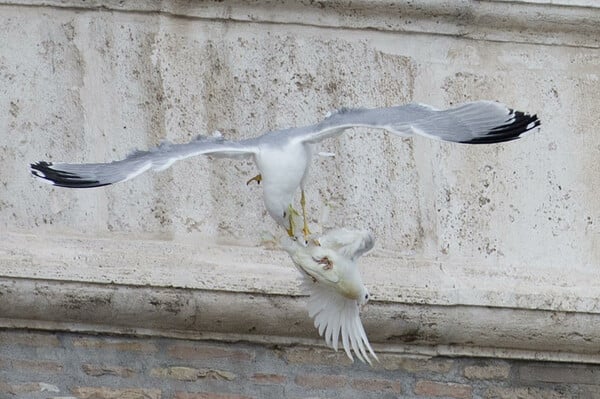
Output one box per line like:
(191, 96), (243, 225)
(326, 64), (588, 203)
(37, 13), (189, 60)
(31, 101), (540, 237)
(281, 228), (377, 364)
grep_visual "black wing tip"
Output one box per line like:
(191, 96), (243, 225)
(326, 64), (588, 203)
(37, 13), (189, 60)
(30, 161), (109, 188)
(460, 110), (541, 145)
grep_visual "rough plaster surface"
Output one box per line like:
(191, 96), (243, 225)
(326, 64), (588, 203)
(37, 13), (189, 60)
(1, 1), (599, 359)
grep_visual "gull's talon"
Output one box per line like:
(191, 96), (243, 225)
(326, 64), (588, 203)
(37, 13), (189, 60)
(302, 225), (311, 238)
(287, 204), (297, 237)
(300, 189), (312, 239)
(246, 174), (262, 185)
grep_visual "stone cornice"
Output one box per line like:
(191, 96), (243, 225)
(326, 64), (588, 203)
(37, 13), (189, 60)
(2, 232), (599, 364)
(3, 0), (600, 48)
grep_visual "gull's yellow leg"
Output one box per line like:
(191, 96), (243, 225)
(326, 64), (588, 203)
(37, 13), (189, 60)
(286, 204), (299, 237)
(246, 174), (262, 185)
(301, 189), (311, 237)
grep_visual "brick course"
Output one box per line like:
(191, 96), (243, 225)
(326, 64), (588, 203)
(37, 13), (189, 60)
(250, 373), (287, 384)
(414, 380), (473, 399)
(71, 387), (162, 399)
(168, 344), (255, 362)
(150, 366), (236, 381)
(0, 329), (599, 399)
(350, 377), (403, 393)
(72, 337), (158, 353)
(173, 393), (254, 399)
(518, 364), (600, 384)
(0, 330), (61, 347)
(82, 364), (137, 378)
(464, 362), (511, 380)
(4, 357), (64, 373)
(294, 373), (348, 389)
(376, 354), (454, 373)
(485, 386), (570, 399)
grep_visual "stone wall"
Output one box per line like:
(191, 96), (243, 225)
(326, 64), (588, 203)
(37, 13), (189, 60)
(1, 0), (600, 397)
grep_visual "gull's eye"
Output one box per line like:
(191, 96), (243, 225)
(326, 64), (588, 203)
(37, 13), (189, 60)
(283, 211), (287, 218)
(365, 294), (369, 300)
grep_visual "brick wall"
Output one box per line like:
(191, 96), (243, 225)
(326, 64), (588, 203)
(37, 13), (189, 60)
(1, 329), (599, 399)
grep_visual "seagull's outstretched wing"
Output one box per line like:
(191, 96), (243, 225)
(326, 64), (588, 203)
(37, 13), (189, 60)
(30, 135), (258, 188)
(304, 277), (377, 364)
(287, 101), (540, 145)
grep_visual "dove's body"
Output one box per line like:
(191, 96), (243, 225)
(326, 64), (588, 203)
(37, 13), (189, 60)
(281, 228), (376, 363)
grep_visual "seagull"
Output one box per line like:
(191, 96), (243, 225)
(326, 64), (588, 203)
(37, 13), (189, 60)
(281, 228), (376, 364)
(30, 101), (540, 237)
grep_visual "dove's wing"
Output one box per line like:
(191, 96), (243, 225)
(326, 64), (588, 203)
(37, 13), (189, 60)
(288, 245), (341, 286)
(283, 101), (540, 145)
(303, 278), (377, 364)
(317, 229), (374, 261)
(31, 135), (258, 188)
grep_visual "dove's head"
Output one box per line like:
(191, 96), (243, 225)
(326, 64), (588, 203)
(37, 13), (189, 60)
(358, 285), (370, 307)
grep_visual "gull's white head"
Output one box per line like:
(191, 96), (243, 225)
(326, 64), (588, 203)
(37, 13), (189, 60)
(262, 192), (288, 226)
(266, 201), (304, 240)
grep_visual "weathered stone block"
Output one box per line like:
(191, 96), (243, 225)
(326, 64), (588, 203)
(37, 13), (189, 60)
(71, 387), (161, 399)
(464, 362), (511, 380)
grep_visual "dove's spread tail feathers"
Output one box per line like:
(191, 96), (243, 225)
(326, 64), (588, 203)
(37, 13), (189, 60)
(305, 278), (377, 364)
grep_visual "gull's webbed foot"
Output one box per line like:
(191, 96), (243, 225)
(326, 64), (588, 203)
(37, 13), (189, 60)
(246, 174), (262, 185)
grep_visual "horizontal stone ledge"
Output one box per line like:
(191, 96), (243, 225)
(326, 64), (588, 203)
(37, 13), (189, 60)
(3, 231), (600, 314)
(2, 231), (599, 363)
(3, 0), (600, 48)
(1, 276), (600, 364)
